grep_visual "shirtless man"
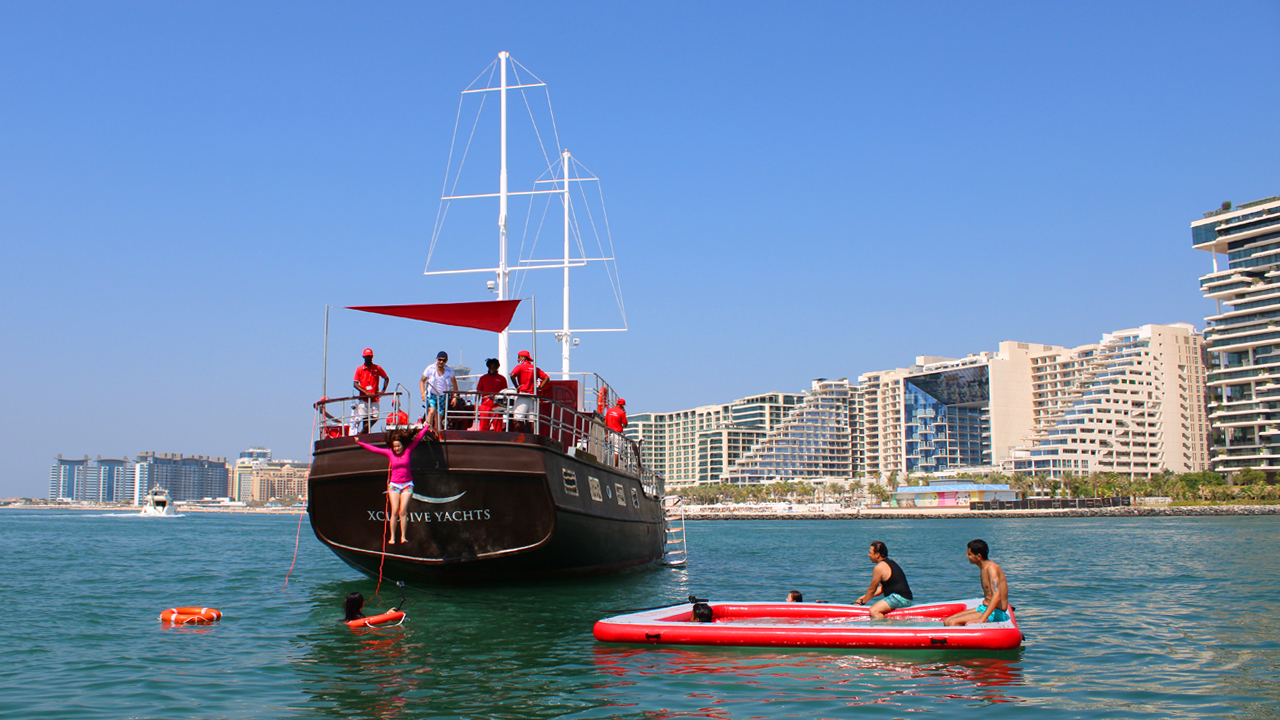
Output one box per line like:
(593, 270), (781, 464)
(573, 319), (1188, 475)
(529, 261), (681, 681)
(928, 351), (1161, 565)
(944, 539), (1011, 625)
(854, 540), (913, 619)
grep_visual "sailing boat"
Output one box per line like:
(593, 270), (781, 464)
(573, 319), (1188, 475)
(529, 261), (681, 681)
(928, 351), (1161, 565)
(307, 52), (666, 584)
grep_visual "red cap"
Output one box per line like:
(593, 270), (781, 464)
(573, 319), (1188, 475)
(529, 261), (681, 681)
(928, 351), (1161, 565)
(618, 398), (626, 406)
(518, 350), (532, 359)
(362, 348), (374, 357)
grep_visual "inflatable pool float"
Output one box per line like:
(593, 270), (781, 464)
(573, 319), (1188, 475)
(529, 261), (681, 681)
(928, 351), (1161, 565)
(593, 598), (1022, 650)
(345, 610), (407, 629)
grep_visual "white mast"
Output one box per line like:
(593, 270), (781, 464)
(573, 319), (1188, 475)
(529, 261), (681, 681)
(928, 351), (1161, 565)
(561, 149), (572, 378)
(497, 51), (510, 373)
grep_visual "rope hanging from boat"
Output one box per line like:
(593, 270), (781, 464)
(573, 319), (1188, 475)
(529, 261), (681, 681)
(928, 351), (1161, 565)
(281, 412), (318, 589)
(374, 463), (392, 600)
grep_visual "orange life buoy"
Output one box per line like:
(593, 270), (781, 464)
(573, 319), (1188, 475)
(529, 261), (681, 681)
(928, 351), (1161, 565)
(345, 610), (406, 629)
(159, 607), (222, 624)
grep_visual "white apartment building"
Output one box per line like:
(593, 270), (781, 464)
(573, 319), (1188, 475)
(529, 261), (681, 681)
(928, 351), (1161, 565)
(855, 342), (1046, 481)
(1012, 323), (1209, 478)
(1193, 195), (1280, 474)
(720, 378), (854, 485)
(627, 392), (805, 488)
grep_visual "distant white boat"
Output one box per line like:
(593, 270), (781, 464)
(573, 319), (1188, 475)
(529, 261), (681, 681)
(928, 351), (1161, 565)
(141, 486), (177, 517)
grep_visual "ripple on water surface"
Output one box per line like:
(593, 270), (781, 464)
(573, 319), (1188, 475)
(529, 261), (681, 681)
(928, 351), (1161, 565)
(1, 511), (1278, 718)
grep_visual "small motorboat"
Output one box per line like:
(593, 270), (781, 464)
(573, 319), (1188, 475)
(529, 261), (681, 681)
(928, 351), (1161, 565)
(141, 486), (177, 517)
(593, 598), (1023, 651)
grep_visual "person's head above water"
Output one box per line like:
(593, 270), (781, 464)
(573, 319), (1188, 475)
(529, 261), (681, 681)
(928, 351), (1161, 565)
(691, 602), (713, 623)
(344, 592), (365, 621)
(786, 590), (803, 602)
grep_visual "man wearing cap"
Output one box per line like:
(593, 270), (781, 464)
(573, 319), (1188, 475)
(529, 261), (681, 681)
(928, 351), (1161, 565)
(509, 350), (549, 433)
(606, 398), (629, 465)
(475, 358), (509, 431)
(353, 348), (389, 434)
(420, 351), (459, 434)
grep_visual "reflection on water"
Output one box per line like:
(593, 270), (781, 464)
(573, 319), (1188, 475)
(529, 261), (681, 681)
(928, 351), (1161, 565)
(3, 512), (1279, 719)
(591, 646), (1026, 716)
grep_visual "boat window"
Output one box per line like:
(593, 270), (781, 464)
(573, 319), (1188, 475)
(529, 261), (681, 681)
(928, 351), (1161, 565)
(615, 483), (626, 506)
(588, 477), (603, 502)
(630, 487), (639, 508)
(562, 469), (579, 497)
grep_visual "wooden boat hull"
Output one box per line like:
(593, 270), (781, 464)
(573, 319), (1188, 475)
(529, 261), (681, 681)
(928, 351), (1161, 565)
(308, 430), (665, 584)
(593, 599), (1023, 650)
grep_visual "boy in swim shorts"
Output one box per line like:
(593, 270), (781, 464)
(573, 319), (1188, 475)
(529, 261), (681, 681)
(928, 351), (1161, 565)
(944, 539), (1011, 625)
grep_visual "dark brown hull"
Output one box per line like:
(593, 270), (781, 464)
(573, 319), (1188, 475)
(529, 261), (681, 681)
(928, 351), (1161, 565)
(308, 430), (665, 584)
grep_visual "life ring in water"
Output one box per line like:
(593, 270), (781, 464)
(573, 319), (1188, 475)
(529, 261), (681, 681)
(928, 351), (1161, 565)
(346, 610), (406, 629)
(159, 607), (222, 625)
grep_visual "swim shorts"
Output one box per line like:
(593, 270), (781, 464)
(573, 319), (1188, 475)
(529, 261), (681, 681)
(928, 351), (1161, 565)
(389, 481), (414, 493)
(975, 604), (1010, 622)
(426, 394), (448, 414)
(883, 593), (913, 610)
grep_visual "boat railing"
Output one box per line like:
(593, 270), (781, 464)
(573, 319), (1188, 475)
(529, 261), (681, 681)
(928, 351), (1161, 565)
(438, 389), (642, 475)
(313, 390), (412, 439)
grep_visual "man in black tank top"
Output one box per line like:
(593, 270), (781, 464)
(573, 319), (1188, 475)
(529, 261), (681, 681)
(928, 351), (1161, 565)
(854, 540), (914, 619)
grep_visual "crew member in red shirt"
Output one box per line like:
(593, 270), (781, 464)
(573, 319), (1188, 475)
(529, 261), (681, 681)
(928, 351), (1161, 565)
(353, 348), (389, 434)
(475, 358), (509, 431)
(509, 350), (549, 433)
(606, 398), (628, 465)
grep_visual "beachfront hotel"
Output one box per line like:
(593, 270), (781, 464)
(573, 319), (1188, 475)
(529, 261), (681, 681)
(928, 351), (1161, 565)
(625, 392), (805, 488)
(719, 379), (854, 486)
(1194, 195), (1280, 475)
(133, 452), (229, 502)
(231, 446), (309, 502)
(855, 342), (1046, 479)
(1010, 323), (1209, 479)
(49, 455), (139, 504)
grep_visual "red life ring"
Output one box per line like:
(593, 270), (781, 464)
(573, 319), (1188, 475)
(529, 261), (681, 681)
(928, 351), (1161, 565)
(159, 607), (222, 624)
(345, 610), (406, 629)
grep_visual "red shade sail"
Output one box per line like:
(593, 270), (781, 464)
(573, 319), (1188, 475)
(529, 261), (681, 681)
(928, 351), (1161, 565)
(346, 300), (523, 333)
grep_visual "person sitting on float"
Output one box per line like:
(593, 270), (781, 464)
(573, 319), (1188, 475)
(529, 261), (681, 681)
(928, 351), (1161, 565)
(354, 424), (430, 544)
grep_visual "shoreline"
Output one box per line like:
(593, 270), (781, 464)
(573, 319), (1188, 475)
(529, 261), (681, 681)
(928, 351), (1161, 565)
(682, 505), (1280, 520)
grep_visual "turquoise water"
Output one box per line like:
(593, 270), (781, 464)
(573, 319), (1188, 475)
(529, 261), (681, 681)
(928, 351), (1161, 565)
(2, 511), (1278, 718)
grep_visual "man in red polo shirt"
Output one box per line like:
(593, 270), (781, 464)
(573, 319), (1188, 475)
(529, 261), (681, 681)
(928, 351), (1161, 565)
(606, 398), (628, 465)
(353, 348), (389, 434)
(509, 350), (548, 433)
(474, 358), (509, 431)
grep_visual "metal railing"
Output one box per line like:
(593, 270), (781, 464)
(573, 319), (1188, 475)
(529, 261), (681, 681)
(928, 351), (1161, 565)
(317, 388), (651, 482)
(313, 389), (412, 439)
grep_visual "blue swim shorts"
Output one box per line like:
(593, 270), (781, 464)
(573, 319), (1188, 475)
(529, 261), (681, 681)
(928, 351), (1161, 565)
(426, 394), (448, 414)
(883, 593), (913, 610)
(975, 604), (1010, 622)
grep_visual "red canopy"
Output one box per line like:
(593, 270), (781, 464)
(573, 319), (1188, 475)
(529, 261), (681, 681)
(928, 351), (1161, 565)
(346, 300), (523, 333)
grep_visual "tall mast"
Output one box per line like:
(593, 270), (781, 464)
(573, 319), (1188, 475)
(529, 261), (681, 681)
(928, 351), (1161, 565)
(561, 149), (571, 378)
(497, 51), (510, 373)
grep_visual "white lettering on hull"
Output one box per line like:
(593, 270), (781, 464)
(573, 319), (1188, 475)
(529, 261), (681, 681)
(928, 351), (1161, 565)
(367, 509), (492, 523)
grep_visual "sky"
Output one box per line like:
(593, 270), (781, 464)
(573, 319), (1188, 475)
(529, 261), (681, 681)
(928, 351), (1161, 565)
(2, 1), (1277, 498)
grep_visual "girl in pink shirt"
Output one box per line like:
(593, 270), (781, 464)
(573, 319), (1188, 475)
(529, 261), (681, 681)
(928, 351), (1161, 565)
(355, 425), (430, 544)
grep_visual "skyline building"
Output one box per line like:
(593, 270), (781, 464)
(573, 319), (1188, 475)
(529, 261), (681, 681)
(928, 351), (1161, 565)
(135, 452), (229, 502)
(1011, 323), (1209, 478)
(626, 391), (805, 488)
(231, 446), (309, 502)
(855, 342), (1046, 480)
(720, 378), (854, 485)
(1193, 195), (1280, 475)
(49, 455), (139, 503)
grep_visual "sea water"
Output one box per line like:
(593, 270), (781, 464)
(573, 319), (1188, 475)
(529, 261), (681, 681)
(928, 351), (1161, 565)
(1, 511), (1278, 718)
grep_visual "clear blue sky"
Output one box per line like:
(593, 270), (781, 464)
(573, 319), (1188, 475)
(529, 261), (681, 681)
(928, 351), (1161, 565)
(2, 1), (1277, 497)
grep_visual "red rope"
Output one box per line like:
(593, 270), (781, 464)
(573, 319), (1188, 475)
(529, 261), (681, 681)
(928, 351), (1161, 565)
(374, 464), (391, 600)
